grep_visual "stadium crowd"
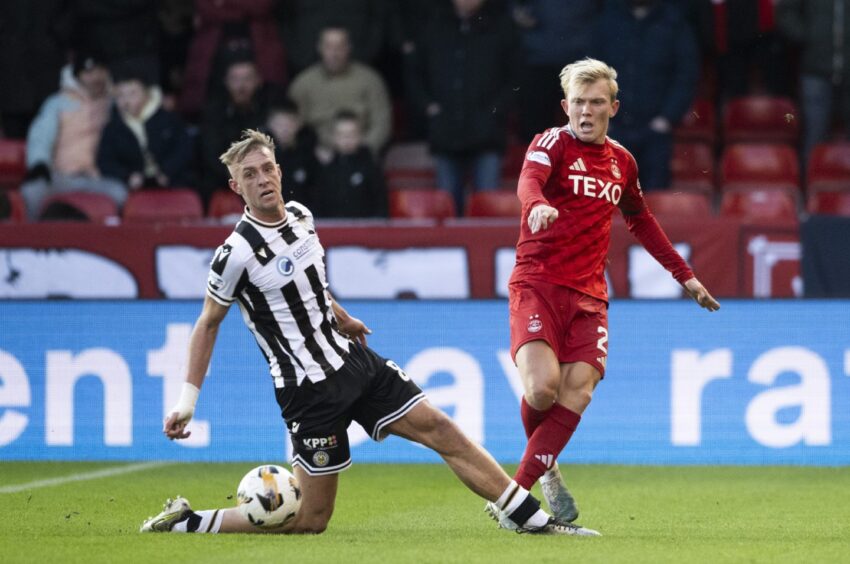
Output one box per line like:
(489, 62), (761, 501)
(0, 0), (848, 222)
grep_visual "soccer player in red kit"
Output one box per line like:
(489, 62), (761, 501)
(487, 59), (720, 533)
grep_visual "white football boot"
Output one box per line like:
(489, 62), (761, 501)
(140, 496), (193, 532)
(519, 517), (601, 537)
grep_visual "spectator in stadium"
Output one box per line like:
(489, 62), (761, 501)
(593, 0), (699, 190)
(288, 26), (392, 157)
(276, 0), (389, 73)
(777, 0), (850, 164)
(97, 71), (194, 190)
(491, 58), (718, 530)
(141, 129), (596, 537)
(179, 0), (287, 117)
(265, 99), (319, 205)
(200, 55), (280, 205)
(314, 110), (388, 218)
(512, 0), (600, 139)
(0, 0), (73, 138)
(20, 54), (125, 220)
(404, 0), (521, 215)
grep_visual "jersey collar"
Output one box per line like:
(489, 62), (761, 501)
(244, 206), (288, 228)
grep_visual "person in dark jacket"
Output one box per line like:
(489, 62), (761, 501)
(593, 0), (699, 190)
(777, 0), (850, 163)
(97, 73), (193, 190)
(200, 56), (280, 203)
(265, 99), (319, 206)
(405, 0), (521, 214)
(314, 110), (387, 218)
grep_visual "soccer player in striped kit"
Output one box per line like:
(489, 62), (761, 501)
(141, 129), (598, 536)
(487, 59), (720, 531)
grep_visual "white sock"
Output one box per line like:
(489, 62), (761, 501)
(171, 509), (223, 533)
(495, 481), (550, 528)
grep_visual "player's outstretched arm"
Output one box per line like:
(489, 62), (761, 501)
(528, 204), (559, 234)
(330, 294), (372, 346)
(163, 296), (229, 440)
(683, 278), (720, 312)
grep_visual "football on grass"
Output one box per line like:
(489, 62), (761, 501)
(236, 465), (302, 528)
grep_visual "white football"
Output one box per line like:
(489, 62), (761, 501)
(236, 465), (302, 528)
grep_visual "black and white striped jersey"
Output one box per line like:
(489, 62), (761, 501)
(206, 201), (350, 387)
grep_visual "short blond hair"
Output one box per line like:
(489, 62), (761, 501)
(559, 58), (619, 102)
(219, 129), (276, 172)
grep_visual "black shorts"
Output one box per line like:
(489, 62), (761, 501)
(275, 342), (425, 476)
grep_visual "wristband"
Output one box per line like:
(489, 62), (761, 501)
(173, 382), (200, 416)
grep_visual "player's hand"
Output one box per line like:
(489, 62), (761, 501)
(528, 204), (559, 234)
(338, 316), (372, 346)
(684, 278), (720, 312)
(163, 410), (193, 440)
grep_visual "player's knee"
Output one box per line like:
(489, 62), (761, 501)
(525, 380), (558, 410)
(291, 513), (330, 534)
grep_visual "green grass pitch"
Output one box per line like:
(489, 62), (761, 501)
(1, 462), (849, 563)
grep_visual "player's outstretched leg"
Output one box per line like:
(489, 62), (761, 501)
(385, 400), (598, 536)
(140, 468), (338, 534)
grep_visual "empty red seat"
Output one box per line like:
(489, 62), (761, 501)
(389, 189), (455, 220)
(807, 191), (850, 216)
(0, 139), (27, 189)
(123, 188), (204, 224)
(674, 99), (716, 145)
(644, 191), (712, 217)
(466, 190), (521, 218)
(723, 96), (799, 145)
(208, 189), (244, 218)
(720, 188), (798, 223)
(720, 144), (800, 191)
(670, 142), (715, 194)
(807, 142), (850, 187)
(40, 192), (119, 222)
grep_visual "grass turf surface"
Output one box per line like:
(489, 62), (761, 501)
(1, 462), (848, 563)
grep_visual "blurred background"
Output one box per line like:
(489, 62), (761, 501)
(1, 0), (849, 466)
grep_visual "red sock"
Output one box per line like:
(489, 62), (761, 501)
(520, 397), (550, 438)
(514, 403), (581, 490)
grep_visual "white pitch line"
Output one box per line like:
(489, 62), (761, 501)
(0, 461), (170, 494)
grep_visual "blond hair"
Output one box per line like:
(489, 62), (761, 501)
(559, 58), (619, 102)
(219, 129), (276, 173)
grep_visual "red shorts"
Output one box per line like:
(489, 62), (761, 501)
(509, 279), (609, 376)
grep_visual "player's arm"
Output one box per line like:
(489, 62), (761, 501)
(622, 207), (720, 312)
(329, 293), (372, 346)
(519, 136), (558, 233)
(163, 296), (230, 440)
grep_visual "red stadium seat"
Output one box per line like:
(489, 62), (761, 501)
(0, 139), (27, 190)
(720, 188), (798, 223)
(389, 189), (456, 220)
(722, 96), (799, 145)
(466, 190), (522, 218)
(40, 192), (118, 223)
(720, 144), (800, 191)
(208, 189), (244, 218)
(670, 142), (715, 194)
(807, 142), (850, 188)
(674, 99), (716, 145)
(2, 189), (26, 222)
(123, 188), (204, 224)
(807, 191), (850, 216)
(644, 192), (712, 217)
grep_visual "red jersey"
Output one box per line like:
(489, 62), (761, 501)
(511, 124), (693, 301)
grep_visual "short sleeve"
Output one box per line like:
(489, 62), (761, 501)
(206, 242), (242, 306)
(285, 201), (316, 231)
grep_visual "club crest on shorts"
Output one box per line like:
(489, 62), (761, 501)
(527, 314), (543, 333)
(312, 451), (330, 467)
